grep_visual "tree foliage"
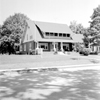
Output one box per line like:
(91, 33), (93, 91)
(69, 21), (85, 34)
(0, 13), (29, 54)
(3, 13), (28, 43)
(89, 5), (100, 45)
(69, 21), (91, 48)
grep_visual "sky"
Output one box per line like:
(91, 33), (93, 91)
(0, 0), (100, 27)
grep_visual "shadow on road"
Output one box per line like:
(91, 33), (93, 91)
(0, 69), (100, 100)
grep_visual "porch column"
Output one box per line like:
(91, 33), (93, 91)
(36, 42), (39, 49)
(53, 42), (56, 51)
(61, 42), (63, 52)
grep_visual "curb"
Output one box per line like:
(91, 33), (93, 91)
(0, 63), (100, 74)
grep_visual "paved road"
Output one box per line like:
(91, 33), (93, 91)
(0, 64), (100, 100)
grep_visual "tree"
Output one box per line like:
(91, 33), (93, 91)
(69, 21), (90, 48)
(69, 21), (77, 33)
(0, 13), (29, 54)
(3, 13), (29, 44)
(69, 21), (85, 34)
(0, 25), (2, 39)
(89, 5), (100, 44)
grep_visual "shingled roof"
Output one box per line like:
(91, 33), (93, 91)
(34, 21), (73, 34)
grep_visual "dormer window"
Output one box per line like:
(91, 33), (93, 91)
(45, 32), (49, 36)
(59, 33), (62, 37)
(50, 33), (53, 36)
(63, 34), (66, 37)
(67, 34), (70, 37)
(54, 33), (58, 36)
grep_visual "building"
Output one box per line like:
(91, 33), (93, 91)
(90, 43), (100, 53)
(88, 35), (100, 53)
(20, 19), (83, 54)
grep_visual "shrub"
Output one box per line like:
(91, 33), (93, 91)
(79, 47), (84, 54)
(90, 51), (98, 55)
(79, 48), (91, 56)
(83, 48), (91, 56)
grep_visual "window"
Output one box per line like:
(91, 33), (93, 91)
(39, 43), (48, 50)
(50, 33), (53, 36)
(41, 45), (45, 49)
(24, 44), (26, 51)
(67, 34), (70, 37)
(54, 33), (58, 36)
(30, 35), (33, 39)
(63, 34), (66, 37)
(45, 32), (49, 36)
(59, 33), (62, 37)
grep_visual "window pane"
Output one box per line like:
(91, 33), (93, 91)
(50, 33), (53, 36)
(54, 33), (58, 36)
(46, 32), (49, 36)
(67, 34), (70, 37)
(41, 45), (45, 49)
(30, 35), (33, 39)
(63, 34), (66, 37)
(59, 33), (62, 37)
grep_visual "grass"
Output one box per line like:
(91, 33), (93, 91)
(0, 52), (97, 70)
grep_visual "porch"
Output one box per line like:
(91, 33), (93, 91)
(38, 42), (73, 52)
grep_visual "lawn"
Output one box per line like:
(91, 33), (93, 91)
(0, 52), (99, 70)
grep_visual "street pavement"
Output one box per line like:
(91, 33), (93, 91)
(0, 64), (100, 100)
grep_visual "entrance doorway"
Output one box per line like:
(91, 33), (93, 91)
(63, 43), (69, 51)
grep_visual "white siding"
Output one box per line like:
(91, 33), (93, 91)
(23, 28), (35, 43)
(24, 44), (26, 51)
(29, 43), (32, 50)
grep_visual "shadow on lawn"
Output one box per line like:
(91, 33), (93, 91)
(0, 70), (100, 100)
(89, 59), (100, 64)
